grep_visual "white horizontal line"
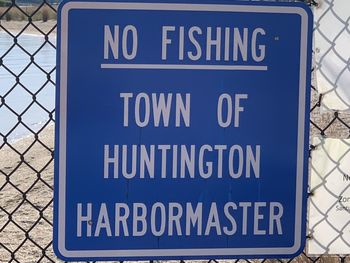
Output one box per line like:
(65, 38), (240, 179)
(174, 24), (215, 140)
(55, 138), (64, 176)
(101, 64), (268, 71)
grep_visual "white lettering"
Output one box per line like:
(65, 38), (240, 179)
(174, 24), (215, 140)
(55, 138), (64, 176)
(77, 203), (92, 237)
(122, 25), (138, 60)
(252, 28), (266, 62)
(133, 203), (147, 236)
(104, 25), (119, 59)
(95, 203), (112, 237)
(115, 203), (130, 236)
(175, 93), (191, 127)
(135, 93), (150, 127)
(162, 26), (175, 60)
(151, 202), (166, 236)
(186, 203), (202, 235)
(223, 202), (237, 235)
(168, 203), (183, 235)
(120, 93), (133, 127)
(199, 145), (213, 178)
(205, 203), (221, 235)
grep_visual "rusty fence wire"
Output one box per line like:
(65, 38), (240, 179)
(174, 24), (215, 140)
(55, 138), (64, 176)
(0, 0), (350, 262)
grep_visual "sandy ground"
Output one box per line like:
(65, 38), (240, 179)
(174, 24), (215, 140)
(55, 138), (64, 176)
(0, 125), (57, 262)
(0, 20), (56, 37)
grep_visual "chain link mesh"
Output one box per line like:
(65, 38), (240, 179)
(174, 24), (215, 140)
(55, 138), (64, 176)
(0, 0), (350, 262)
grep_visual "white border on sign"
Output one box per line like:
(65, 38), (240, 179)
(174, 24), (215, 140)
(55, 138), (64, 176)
(58, 2), (309, 258)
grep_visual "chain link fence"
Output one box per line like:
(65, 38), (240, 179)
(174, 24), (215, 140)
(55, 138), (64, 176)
(1, 0), (350, 262)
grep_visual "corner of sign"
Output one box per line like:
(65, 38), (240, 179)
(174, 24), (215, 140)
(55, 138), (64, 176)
(293, 2), (314, 24)
(58, 0), (77, 18)
(53, 235), (72, 261)
(57, 0), (70, 11)
(288, 235), (305, 258)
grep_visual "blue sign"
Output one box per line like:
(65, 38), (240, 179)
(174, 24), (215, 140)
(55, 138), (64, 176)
(54, 0), (312, 261)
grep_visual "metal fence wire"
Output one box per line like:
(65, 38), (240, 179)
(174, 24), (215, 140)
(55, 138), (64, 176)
(1, 0), (350, 262)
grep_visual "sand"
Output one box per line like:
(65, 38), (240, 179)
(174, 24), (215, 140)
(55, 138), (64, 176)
(0, 125), (57, 262)
(0, 20), (56, 37)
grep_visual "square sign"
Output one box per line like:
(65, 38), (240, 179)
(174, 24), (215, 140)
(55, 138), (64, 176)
(54, 0), (312, 261)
